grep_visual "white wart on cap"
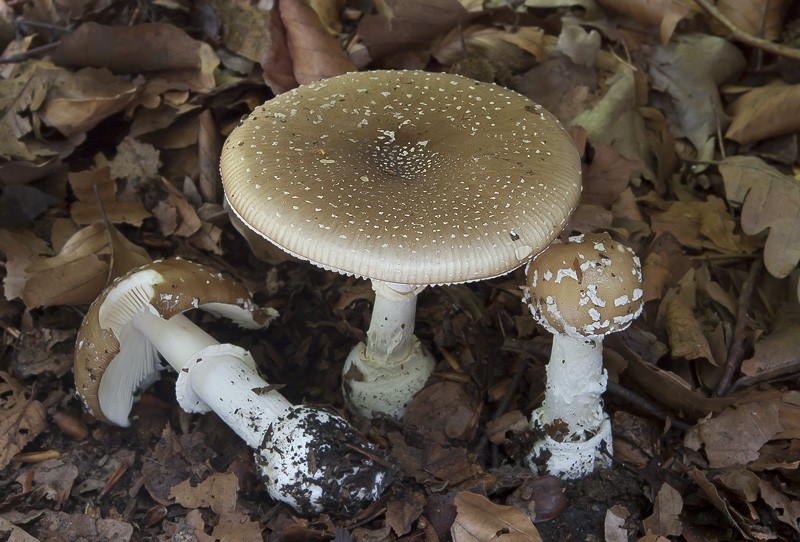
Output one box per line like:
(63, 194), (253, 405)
(221, 70), (582, 286)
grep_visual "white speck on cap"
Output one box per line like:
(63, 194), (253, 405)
(221, 70), (582, 285)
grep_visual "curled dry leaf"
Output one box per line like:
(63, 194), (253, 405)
(277, 0), (357, 85)
(0, 371), (47, 470)
(433, 25), (543, 73)
(169, 472), (238, 515)
(53, 22), (213, 73)
(685, 400), (783, 468)
(719, 155), (800, 279)
(642, 483), (683, 537)
(726, 82), (800, 144)
(716, 0), (786, 41)
(69, 166), (151, 226)
(358, 0), (467, 62)
(595, 0), (695, 43)
(451, 492), (543, 542)
(665, 298), (716, 364)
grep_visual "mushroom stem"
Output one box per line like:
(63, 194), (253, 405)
(365, 281), (421, 364)
(342, 281), (436, 418)
(130, 311), (217, 372)
(528, 333), (612, 478)
(131, 311), (388, 514)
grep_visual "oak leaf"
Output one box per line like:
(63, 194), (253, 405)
(719, 155), (800, 279)
(451, 492), (542, 542)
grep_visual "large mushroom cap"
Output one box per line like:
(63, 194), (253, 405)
(524, 233), (644, 338)
(221, 70), (581, 285)
(74, 259), (277, 426)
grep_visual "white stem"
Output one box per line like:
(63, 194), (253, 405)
(528, 333), (612, 478)
(131, 311), (217, 371)
(365, 281), (419, 365)
(132, 310), (388, 513)
(343, 281), (436, 418)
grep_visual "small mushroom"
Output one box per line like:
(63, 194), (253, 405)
(220, 70), (582, 418)
(523, 233), (644, 478)
(74, 259), (387, 514)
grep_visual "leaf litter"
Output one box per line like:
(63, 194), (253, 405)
(1, 0), (800, 541)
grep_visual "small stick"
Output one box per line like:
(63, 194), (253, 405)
(0, 42), (59, 64)
(729, 357), (800, 394)
(714, 259), (762, 397)
(694, 0), (800, 61)
(606, 380), (692, 432)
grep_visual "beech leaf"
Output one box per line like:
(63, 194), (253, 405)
(719, 155), (800, 279)
(451, 492), (542, 542)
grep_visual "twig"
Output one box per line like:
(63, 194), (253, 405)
(728, 357), (800, 394)
(606, 381), (692, 432)
(714, 259), (762, 397)
(0, 42), (59, 64)
(474, 355), (529, 461)
(694, 0), (800, 61)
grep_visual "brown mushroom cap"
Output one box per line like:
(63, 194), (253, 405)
(74, 259), (276, 425)
(221, 70), (581, 285)
(525, 233), (643, 338)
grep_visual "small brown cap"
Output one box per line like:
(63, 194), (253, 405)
(221, 70), (581, 285)
(74, 259), (276, 426)
(524, 233), (643, 338)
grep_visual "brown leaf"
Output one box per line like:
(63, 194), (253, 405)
(21, 254), (107, 308)
(386, 492), (426, 536)
(642, 483), (683, 537)
(53, 22), (212, 73)
(0, 371), (47, 470)
(358, 0), (467, 62)
(665, 299), (716, 363)
(432, 25), (543, 73)
(218, 4), (273, 63)
(650, 197), (744, 254)
(0, 228), (52, 301)
(717, 0), (786, 41)
(451, 492), (542, 542)
(726, 82), (800, 144)
(719, 155), (800, 278)
(581, 143), (641, 208)
(685, 400), (783, 468)
(0, 517), (38, 542)
(34, 510), (134, 542)
(759, 479), (800, 532)
(741, 307), (800, 378)
(279, 0), (357, 85)
(35, 67), (140, 137)
(596, 0), (694, 42)
(261, 2), (297, 94)
(170, 472), (238, 515)
(69, 166), (151, 226)
(15, 459), (78, 510)
(210, 511), (264, 542)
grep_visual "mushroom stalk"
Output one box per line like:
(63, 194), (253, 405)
(528, 334), (612, 478)
(365, 281), (420, 364)
(342, 281), (435, 418)
(131, 310), (387, 514)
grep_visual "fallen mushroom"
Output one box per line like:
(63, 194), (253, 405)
(220, 70), (582, 418)
(523, 233), (644, 478)
(74, 259), (388, 514)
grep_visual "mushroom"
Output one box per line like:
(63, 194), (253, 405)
(220, 70), (582, 418)
(522, 233), (644, 478)
(74, 259), (388, 514)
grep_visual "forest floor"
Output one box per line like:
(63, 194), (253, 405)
(1, 0), (800, 541)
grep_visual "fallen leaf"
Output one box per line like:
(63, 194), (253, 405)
(15, 458), (78, 510)
(211, 511), (264, 542)
(34, 510), (134, 542)
(170, 472), (238, 515)
(278, 0), (357, 85)
(0, 517), (39, 541)
(716, 0), (786, 41)
(0, 228), (52, 301)
(432, 25), (543, 73)
(53, 22), (213, 73)
(741, 307), (800, 377)
(217, 4), (273, 62)
(650, 196), (744, 253)
(665, 298), (716, 363)
(68, 166), (151, 226)
(719, 155), (800, 278)
(759, 478), (800, 533)
(595, 0), (695, 42)
(604, 505), (630, 542)
(386, 492), (426, 536)
(0, 371), (47, 470)
(581, 143), (641, 208)
(451, 492), (542, 542)
(726, 82), (800, 144)
(358, 0), (467, 62)
(642, 483), (683, 537)
(685, 400), (783, 468)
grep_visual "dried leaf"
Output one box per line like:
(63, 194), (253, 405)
(642, 483), (683, 537)
(650, 197), (744, 253)
(595, 0), (695, 42)
(170, 472), (238, 515)
(34, 510), (133, 542)
(68, 166), (151, 226)
(387, 492), (426, 536)
(581, 143), (641, 208)
(218, 4), (273, 62)
(451, 492), (543, 542)
(0, 517), (39, 542)
(0, 371), (47, 470)
(685, 400), (783, 468)
(741, 308), (800, 377)
(279, 0), (357, 85)
(53, 22), (213, 73)
(36, 67), (140, 137)
(726, 82), (800, 144)
(433, 25), (543, 72)
(717, 0), (786, 41)
(211, 511), (264, 542)
(759, 479), (800, 532)
(0, 228), (52, 301)
(358, 0), (467, 62)
(719, 155), (800, 278)
(665, 298), (716, 363)
(605, 505), (630, 542)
